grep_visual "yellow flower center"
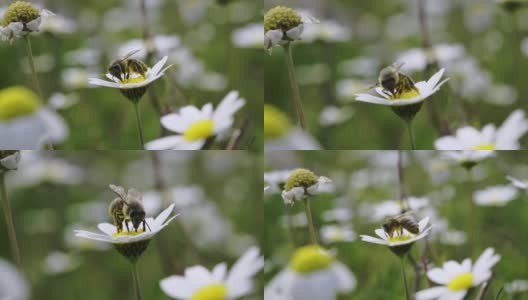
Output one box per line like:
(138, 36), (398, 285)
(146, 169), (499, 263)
(289, 245), (334, 274)
(190, 284), (227, 300)
(472, 144), (496, 150)
(264, 104), (291, 139)
(0, 86), (40, 120)
(264, 6), (302, 33)
(112, 229), (145, 237)
(1, 1), (40, 27)
(391, 89), (420, 100)
(284, 168), (318, 192)
(387, 235), (413, 242)
(448, 273), (474, 291)
(119, 75), (146, 84)
(184, 120), (215, 141)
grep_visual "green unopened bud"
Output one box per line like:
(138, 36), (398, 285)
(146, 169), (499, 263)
(120, 86), (148, 103)
(264, 6), (302, 34)
(284, 168), (318, 192)
(113, 239), (151, 263)
(389, 243), (414, 257)
(1, 1), (40, 27)
(391, 102), (423, 123)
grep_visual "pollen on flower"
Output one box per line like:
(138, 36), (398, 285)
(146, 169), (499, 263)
(190, 284), (227, 300)
(387, 234), (413, 243)
(112, 229), (145, 238)
(184, 120), (215, 141)
(289, 245), (333, 274)
(1, 1), (40, 27)
(284, 168), (318, 192)
(264, 6), (302, 33)
(447, 273), (474, 291)
(472, 144), (497, 150)
(119, 76), (146, 85)
(264, 104), (291, 139)
(391, 89), (420, 100)
(0, 86), (40, 120)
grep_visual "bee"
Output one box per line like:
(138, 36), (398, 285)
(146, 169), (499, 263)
(108, 184), (151, 233)
(377, 63), (418, 98)
(382, 212), (419, 237)
(107, 50), (148, 82)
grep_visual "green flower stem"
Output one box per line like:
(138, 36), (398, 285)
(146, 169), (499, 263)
(302, 198), (318, 245)
(23, 35), (42, 99)
(0, 175), (22, 270)
(401, 257), (410, 300)
(284, 43), (308, 131)
(406, 121), (416, 150)
(133, 102), (145, 149)
(467, 169), (477, 256)
(131, 262), (142, 300)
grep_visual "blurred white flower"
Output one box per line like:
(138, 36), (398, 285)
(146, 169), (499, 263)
(62, 68), (99, 89)
(396, 44), (465, 73)
(320, 225), (356, 244)
(321, 207), (352, 223)
(507, 175), (528, 189)
(146, 91), (245, 150)
(39, 13), (77, 34)
(302, 19), (351, 43)
(48, 92), (80, 110)
(439, 151), (494, 167)
(415, 248), (500, 300)
(117, 35), (181, 59)
(319, 105), (353, 127)
(473, 185), (518, 206)
(435, 110), (528, 150)
(264, 169), (294, 194)
(0, 86), (68, 149)
(43, 251), (79, 275)
(0, 258), (29, 300)
(336, 79), (370, 103)
(160, 247), (263, 300)
(505, 279), (528, 294)
(266, 246), (356, 300)
(231, 23), (262, 48)
(0, 151), (20, 172)
(265, 128), (322, 150)
(64, 48), (101, 67)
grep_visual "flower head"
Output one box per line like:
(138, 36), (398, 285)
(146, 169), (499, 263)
(145, 91), (245, 150)
(88, 55), (172, 102)
(0, 86), (68, 149)
(435, 109), (528, 150)
(416, 248), (500, 300)
(0, 1), (53, 42)
(355, 69), (448, 121)
(266, 245), (356, 299)
(360, 216), (432, 256)
(473, 185), (518, 206)
(74, 204), (177, 262)
(281, 168), (331, 205)
(0, 151), (20, 173)
(160, 247), (263, 300)
(264, 6), (316, 51)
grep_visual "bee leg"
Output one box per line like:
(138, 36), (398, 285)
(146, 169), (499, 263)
(125, 220), (131, 232)
(144, 221), (151, 232)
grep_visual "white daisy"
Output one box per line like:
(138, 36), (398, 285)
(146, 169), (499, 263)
(159, 247), (263, 300)
(281, 169), (332, 205)
(0, 151), (20, 172)
(320, 225), (356, 244)
(264, 169), (294, 194)
(415, 248), (501, 300)
(355, 69), (449, 107)
(266, 245), (356, 300)
(231, 23), (263, 48)
(0, 1), (54, 42)
(504, 279), (528, 294)
(145, 91), (245, 150)
(507, 175), (528, 189)
(0, 258), (29, 300)
(74, 203), (177, 244)
(473, 185), (518, 206)
(360, 216), (432, 247)
(435, 109), (528, 150)
(88, 55), (172, 92)
(0, 86), (68, 149)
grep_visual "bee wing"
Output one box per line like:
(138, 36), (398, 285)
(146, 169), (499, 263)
(120, 49), (142, 61)
(109, 184), (127, 201)
(127, 188), (142, 202)
(393, 62), (406, 71)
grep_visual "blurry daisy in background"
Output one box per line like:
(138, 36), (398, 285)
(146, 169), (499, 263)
(439, 150), (494, 168)
(231, 23), (262, 48)
(145, 91), (245, 150)
(0, 258), (29, 300)
(415, 248), (500, 300)
(435, 109), (528, 150)
(266, 245), (356, 300)
(320, 224), (356, 244)
(0, 86), (68, 149)
(507, 175), (528, 189)
(473, 185), (518, 206)
(160, 247), (263, 300)
(319, 106), (354, 127)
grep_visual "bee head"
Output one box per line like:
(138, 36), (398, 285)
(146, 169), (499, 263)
(126, 201), (145, 231)
(379, 66), (399, 93)
(108, 62), (123, 81)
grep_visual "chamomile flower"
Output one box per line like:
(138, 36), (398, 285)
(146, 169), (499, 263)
(74, 204), (177, 262)
(159, 247), (263, 300)
(360, 216), (432, 256)
(320, 225), (356, 244)
(473, 185), (518, 206)
(88, 55), (172, 102)
(281, 168), (332, 205)
(0, 86), (68, 149)
(0, 151), (20, 173)
(264, 6), (317, 52)
(435, 109), (528, 150)
(355, 69), (449, 108)
(415, 248), (501, 300)
(145, 91), (245, 150)
(0, 1), (54, 42)
(266, 245), (356, 300)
